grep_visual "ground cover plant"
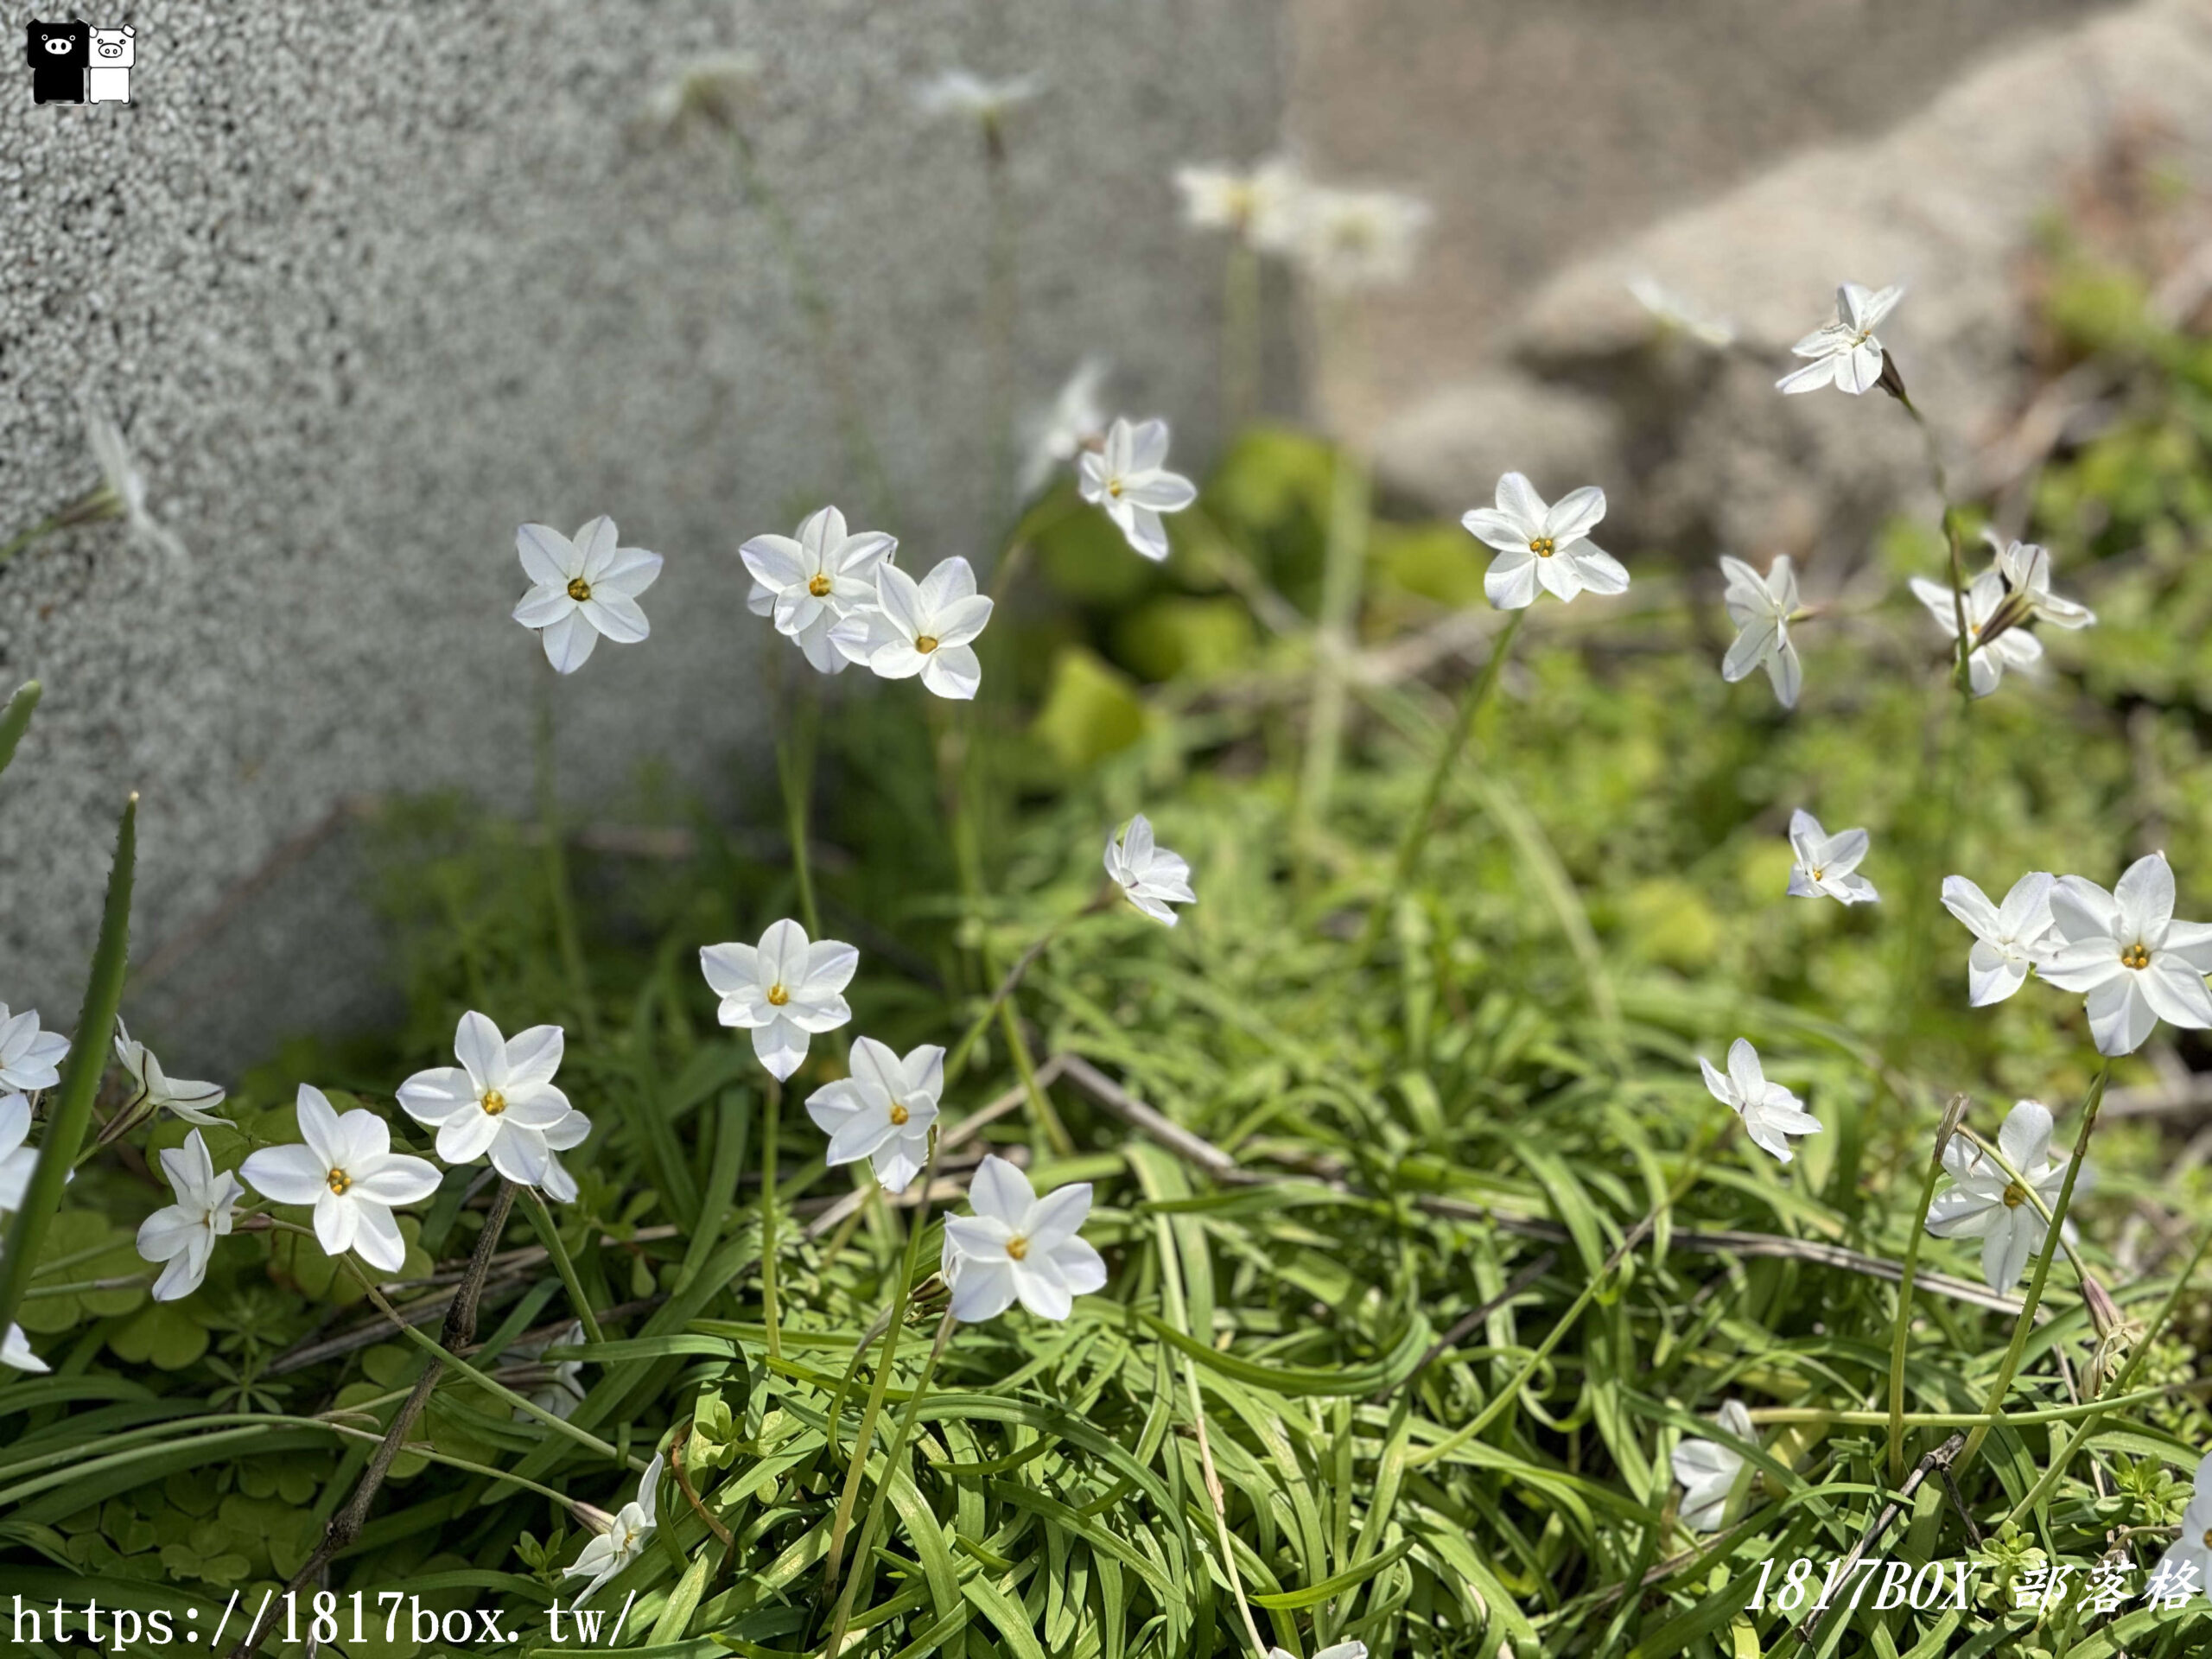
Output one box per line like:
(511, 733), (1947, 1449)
(8, 91), (2212, 1659)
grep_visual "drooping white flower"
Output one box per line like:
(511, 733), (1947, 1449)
(1777, 283), (1904, 396)
(1786, 810), (1878, 906)
(239, 1085), (442, 1275)
(829, 558), (994, 701)
(0, 1005), (68, 1094)
(82, 393), (189, 563)
(2038, 852), (2212, 1057)
(914, 70), (1040, 128)
(113, 1017), (226, 1127)
(1629, 276), (1735, 349)
(508, 1320), (588, 1421)
(565, 1453), (664, 1607)
(2150, 1451), (2212, 1610)
(699, 919), (858, 1082)
(639, 52), (761, 139)
(0, 1092), (39, 1214)
(1719, 555), (1802, 709)
(1173, 156), (1306, 252)
(1020, 359), (1111, 498)
(1077, 417), (1198, 563)
(1986, 531), (2095, 632)
(740, 507), (897, 674)
(1699, 1039), (1823, 1164)
(136, 1128), (243, 1302)
(1105, 814), (1196, 927)
(1290, 187), (1431, 291)
(1908, 571), (2044, 697)
(941, 1154), (1107, 1323)
(0, 1323), (47, 1375)
(1941, 872), (2056, 1007)
(1671, 1400), (1756, 1532)
(512, 517), (664, 675)
(1924, 1099), (2071, 1293)
(397, 1012), (588, 1203)
(804, 1038), (941, 1193)
(1462, 473), (1628, 612)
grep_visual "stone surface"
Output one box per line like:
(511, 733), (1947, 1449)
(1370, 0), (2212, 569)
(0, 1), (1283, 1059)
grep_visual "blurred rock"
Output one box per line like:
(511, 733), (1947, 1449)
(1371, 372), (1620, 516)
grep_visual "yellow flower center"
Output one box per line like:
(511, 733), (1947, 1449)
(1530, 537), (1555, 558)
(2001, 1181), (2028, 1209)
(1108, 478), (1124, 499)
(1811, 868), (1825, 883)
(567, 576), (592, 601)
(2121, 942), (2151, 970)
(1005, 1234), (1029, 1262)
(2202, 1525), (2212, 1548)
(766, 983), (791, 1007)
(888, 1102), (910, 1127)
(808, 574), (833, 597)
(915, 635), (939, 653)
(481, 1089), (508, 1116)
(327, 1168), (353, 1196)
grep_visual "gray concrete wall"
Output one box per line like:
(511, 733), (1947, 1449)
(0, 1), (1285, 1058)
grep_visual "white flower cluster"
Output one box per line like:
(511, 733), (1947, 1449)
(1175, 156), (1431, 293)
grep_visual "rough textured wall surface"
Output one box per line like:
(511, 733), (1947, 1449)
(0, 2), (1283, 1058)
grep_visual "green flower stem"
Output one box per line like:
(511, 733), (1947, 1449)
(821, 1131), (944, 1595)
(760, 1074), (783, 1363)
(1354, 607), (1527, 962)
(519, 1185), (606, 1344)
(1893, 386), (1974, 691)
(532, 658), (596, 1040)
(1222, 242), (1263, 432)
(0, 679), (41, 778)
(1753, 1387), (2183, 1431)
(982, 124), (1020, 525)
(775, 689), (822, 938)
(942, 888), (1112, 1088)
(1999, 1222), (2212, 1530)
(824, 1306), (959, 1659)
(0, 795), (133, 1344)
(0, 515), (64, 568)
(1886, 1097), (1961, 1485)
(317, 1421), (586, 1510)
(1957, 1062), (2108, 1472)
(1291, 431), (1372, 889)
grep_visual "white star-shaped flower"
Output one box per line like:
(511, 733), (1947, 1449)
(1941, 871), (2056, 1006)
(1173, 156), (1306, 252)
(700, 919), (858, 1082)
(913, 69), (1040, 127)
(1719, 555), (1803, 709)
(2152, 1452), (2212, 1610)
(1777, 283), (1904, 396)
(740, 506), (897, 674)
(512, 517), (664, 676)
(1020, 358), (1111, 498)
(566, 1453), (663, 1607)
(0, 1092), (41, 1215)
(1105, 814), (1196, 927)
(941, 1155), (1108, 1323)
(829, 558), (995, 701)
(113, 1017), (226, 1126)
(136, 1128), (244, 1302)
(0, 1004), (69, 1094)
(1077, 417), (1198, 563)
(1786, 810), (1878, 906)
(1, 1322), (47, 1375)
(2038, 852), (2212, 1057)
(239, 1085), (442, 1275)
(804, 1037), (941, 1193)
(82, 392), (189, 563)
(1700, 1039), (1823, 1164)
(1908, 570), (2044, 697)
(1291, 187), (1431, 291)
(1671, 1400), (1756, 1532)
(397, 1012), (589, 1202)
(1986, 531), (2094, 631)
(1924, 1099), (2070, 1293)
(1461, 472), (1627, 611)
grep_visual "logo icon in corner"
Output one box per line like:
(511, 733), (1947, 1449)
(27, 18), (134, 105)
